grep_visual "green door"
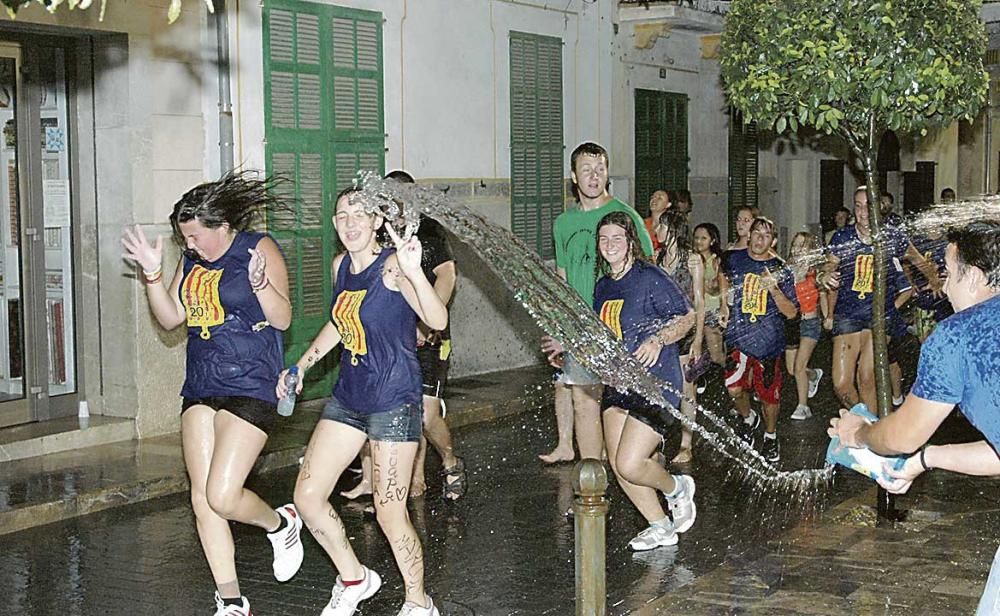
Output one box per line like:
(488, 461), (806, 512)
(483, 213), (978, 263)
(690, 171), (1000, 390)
(263, 0), (384, 399)
(634, 89), (688, 217)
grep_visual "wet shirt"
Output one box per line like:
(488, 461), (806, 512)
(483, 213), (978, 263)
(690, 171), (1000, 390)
(330, 249), (422, 414)
(910, 234), (953, 319)
(828, 224), (909, 322)
(593, 261), (690, 408)
(179, 231), (284, 403)
(554, 198), (653, 306)
(723, 249), (796, 360)
(417, 215), (455, 341)
(912, 293), (1000, 450)
(886, 262), (913, 339)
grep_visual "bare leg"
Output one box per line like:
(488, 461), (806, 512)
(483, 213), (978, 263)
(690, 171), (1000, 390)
(672, 354), (695, 464)
(294, 420), (368, 581)
(341, 442), (372, 499)
(420, 395), (462, 498)
(410, 437), (428, 498)
(832, 333), (863, 407)
(705, 325), (725, 366)
(205, 411), (281, 529)
(540, 381), (575, 463)
(371, 440), (428, 606)
(786, 347), (806, 408)
(572, 383), (604, 459)
(856, 330), (877, 411)
(729, 386), (751, 418)
(795, 337), (819, 407)
(603, 408), (669, 524)
(182, 406), (244, 596)
(890, 361), (903, 400)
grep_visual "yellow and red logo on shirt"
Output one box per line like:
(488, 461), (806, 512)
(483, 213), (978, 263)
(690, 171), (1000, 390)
(332, 289), (368, 365)
(852, 254), (874, 299)
(182, 265), (225, 340)
(599, 299), (625, 340)
(741, 272), (768, 323)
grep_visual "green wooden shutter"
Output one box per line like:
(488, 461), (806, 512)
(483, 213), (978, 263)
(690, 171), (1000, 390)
(263, 0), (383, 399)
(727, 107), (758, 241)
(510, 32), (563, 260)
(634, 89), (688, 217)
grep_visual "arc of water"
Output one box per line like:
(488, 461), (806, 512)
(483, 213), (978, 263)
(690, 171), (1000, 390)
(355, 171), (839, 497)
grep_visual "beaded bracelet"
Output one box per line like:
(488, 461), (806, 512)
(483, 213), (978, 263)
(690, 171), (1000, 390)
(251, 277), (270, 292)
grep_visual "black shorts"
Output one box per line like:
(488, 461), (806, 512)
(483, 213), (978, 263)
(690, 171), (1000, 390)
(601, 389), (677, 437)
(181, 396), (276, 434)
(887, 335), (907, 365)
(417, 342), (450, 398)
(784, 316), (801, 349)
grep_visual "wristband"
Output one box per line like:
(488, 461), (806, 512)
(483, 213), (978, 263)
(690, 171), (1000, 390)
(918, 446), (931, 472)
(251, 276), (270, 292)
(142, 266), (162, 281)
(144, 272), (163, 285)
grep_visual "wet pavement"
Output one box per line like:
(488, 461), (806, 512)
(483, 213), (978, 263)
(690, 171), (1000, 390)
(1, 337), (998, 615)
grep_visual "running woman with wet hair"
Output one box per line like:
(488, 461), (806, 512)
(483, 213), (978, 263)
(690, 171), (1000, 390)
(121, 171), (303, 616)
(281, 186), (447, 616)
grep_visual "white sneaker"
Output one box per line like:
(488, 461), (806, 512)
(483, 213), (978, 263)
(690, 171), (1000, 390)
(791, 405), (813, 420)
(268, 504), (304, 582)
(321, 567), (383, 616)
(213, 592), (252, 616)
(807, 368), (824, 399)
(397, 595), (441, 616)
(665, 474), (697, 533)
(628, 523), (678, 551)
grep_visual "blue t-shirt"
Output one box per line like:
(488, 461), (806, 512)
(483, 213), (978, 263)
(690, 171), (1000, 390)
(723, 249), (797, 360)
(910, 234), (953, 319)
(179, 231), (284, 403)
(828, 224), (909, 322)
(593, 261), (691, 407)
(886, 262), (912, 339)
(911, 294), (1000, 450)
(330, 249), (422, 414)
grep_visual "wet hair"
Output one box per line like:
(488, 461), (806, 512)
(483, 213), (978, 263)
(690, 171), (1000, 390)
(169, 170), (283, 252)
(693, 222), (724, 261)
(675, 189), (693, 208)
(788, 231), (820, 261)
(385, 169), (415, 184)
(570, 142), (611, 201)
(941, 187), (957, 201)
(947, 221), (1000, 289)
(656, 209), (690, 268)
(749, 216), (777, 240)
(594, 211), (645, 279)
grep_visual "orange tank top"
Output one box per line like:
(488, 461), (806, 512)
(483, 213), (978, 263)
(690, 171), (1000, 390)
(795, 270), (819, 315)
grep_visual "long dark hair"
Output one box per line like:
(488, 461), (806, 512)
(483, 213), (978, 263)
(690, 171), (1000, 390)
(655, 209), (690, 269)
(595, 211), (646, 279)
(169, 170), (284, 252)
(693, 222), (724, 262)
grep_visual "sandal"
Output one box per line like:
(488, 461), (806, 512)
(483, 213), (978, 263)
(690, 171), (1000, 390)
(441, 457), (467, 501)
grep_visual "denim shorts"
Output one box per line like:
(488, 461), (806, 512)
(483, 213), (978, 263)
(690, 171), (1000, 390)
(320, 397), (422, 442)
(556, 352), (602, 386)
(799, 317), (822, 341)
(832, 316), (871, 337)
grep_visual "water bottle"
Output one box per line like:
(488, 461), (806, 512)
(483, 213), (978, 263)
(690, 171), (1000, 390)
(825, 403), (907, 482)
(277, 366), (299, 417)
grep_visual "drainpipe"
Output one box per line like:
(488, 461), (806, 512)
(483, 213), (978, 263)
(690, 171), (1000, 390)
(985, 79), (993, 195)
(212, 0), (235, 173)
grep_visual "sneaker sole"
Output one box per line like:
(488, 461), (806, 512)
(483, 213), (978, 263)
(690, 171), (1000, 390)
(673, 476), (697, 534)
(321, 571), (382, 616)
(790, 412), (812, 420)
(629, 534), (679, 551)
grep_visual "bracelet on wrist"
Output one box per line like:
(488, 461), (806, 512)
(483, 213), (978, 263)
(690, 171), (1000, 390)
(142, 266), (163, 281)
(144, 273), (162, 285)
(251, 277), (270, 292)
(918, 446), (932, 472)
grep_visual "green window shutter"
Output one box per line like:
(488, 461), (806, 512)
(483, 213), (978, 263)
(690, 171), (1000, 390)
(510, 32), (563, 260)
(634, 89), (688, 218)
(727, 107), (758, 242)
(263, 0), (383, 399)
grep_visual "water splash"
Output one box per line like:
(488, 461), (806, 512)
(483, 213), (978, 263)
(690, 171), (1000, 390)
(355, 172), (831, 498)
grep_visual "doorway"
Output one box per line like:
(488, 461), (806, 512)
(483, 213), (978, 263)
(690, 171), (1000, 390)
(0, 39), (79, 428)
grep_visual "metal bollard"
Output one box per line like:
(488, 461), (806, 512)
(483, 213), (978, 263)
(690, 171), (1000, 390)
(573, 458), (609, 616)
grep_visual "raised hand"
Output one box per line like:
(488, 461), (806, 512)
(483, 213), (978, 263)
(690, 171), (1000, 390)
(634, 337), (662, 368)
(384, 221), (423, 278)
(121, 225), (163, 274)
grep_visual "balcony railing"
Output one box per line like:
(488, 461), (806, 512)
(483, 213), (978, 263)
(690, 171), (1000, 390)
(619, 0), (730, 16)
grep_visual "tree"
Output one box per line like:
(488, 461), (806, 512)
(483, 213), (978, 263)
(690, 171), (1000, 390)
(720, 0), (988, 519)
(3, 0), (212, 23)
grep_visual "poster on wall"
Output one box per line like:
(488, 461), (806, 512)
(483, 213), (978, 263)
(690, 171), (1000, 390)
(42, 179), (70, 228)
(7, 160), (16, 246)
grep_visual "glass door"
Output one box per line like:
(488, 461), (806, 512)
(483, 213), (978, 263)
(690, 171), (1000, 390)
(0, 39), (78, 428)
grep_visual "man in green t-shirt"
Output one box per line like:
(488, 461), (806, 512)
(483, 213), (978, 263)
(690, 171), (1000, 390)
(540, 141), (653, 464)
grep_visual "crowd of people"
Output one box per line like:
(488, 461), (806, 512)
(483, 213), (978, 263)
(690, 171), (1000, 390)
(120, 143), (1000, 615)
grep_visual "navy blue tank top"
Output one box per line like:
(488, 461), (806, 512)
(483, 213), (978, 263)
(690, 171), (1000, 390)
(178, 231), (284, 403)
(330, 249), (421, 414)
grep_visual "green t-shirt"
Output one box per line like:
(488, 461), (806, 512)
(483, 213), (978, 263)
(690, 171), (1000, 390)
(553, 198), (653, 305)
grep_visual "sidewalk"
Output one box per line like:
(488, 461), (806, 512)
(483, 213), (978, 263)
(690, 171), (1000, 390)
(0, 364), (552, 536)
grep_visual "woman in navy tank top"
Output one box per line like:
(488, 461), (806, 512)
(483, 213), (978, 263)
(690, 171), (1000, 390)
(121, 172), (305, 616)
(278, 186), (447, 616)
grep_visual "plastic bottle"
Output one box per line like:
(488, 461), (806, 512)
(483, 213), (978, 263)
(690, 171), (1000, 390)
(277, 366), (299, 417)
(825, 403), (907, 482)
